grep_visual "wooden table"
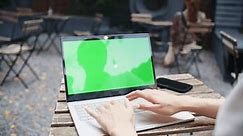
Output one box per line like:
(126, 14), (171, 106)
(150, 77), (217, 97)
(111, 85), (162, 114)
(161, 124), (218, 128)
(131, 13), (173, 27)
(37, 14), (70, 55)
(49, 74), (223, 136)
(131, 13), (172, 48)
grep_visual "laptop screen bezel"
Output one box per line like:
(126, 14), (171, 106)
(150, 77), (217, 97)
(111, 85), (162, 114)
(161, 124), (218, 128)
(61, 33), (157, 102)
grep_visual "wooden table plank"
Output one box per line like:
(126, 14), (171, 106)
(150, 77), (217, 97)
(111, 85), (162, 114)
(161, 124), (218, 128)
(179, 78), (203, 86)
(50, 115), (214, 136)
(159, 74), (194, 81)
(49, 127), (77, 136)
(51, 114), (74, 127)
(51, 113), (215, 128)
(61, 78), (65, 84)
(146, 20), (173, 27)
(57, 92), (66, 102)
(55, 102), (68, 113)
(139, 126), (214, 136)
(60, 84), (65, 92)
(42, 14), (70, 20)
(50, 126), (213, 136)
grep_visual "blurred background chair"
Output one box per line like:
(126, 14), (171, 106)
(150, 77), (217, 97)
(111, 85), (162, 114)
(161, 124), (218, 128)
(173, 19), (213, 78)
(220, 31), (239, 84)
(0, 17), (43, 88)
(37, 14), (69, 55)
(213, 0), (243, 82)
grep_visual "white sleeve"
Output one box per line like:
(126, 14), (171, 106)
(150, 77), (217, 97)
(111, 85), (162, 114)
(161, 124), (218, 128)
(214, 74), (243, 136)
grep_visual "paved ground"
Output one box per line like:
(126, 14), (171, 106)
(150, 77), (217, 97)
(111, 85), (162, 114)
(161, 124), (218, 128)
(0, 36), (232, 136)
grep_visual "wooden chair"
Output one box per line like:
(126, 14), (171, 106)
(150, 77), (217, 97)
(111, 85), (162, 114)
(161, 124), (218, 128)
(0, 10), (19, 41)
(37, 14), (69, 55)
(174, 19), (214, 77)
(0, 18), (43, 88)
(220, 31), (239, 83)
(131, 13), (152, 24)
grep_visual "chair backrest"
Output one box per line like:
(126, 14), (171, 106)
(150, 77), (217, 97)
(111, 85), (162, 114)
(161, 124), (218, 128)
(220, 31), (238, 58)
(19, 18), (43, 52)
(188, 22), (214, 33)
(94, 13), (103, 23)
(131, 13), (152, 24)
(22, 18), (43, 35)
(0, 10), (19, 23)
(220, 31), (239, 81)
(0, 11), (20, 40)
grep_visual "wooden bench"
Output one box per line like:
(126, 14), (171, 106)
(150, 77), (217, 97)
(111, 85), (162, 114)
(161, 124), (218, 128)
(49, 74), (223, 136)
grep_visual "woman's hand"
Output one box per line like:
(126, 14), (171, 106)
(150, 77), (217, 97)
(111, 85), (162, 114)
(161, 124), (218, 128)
(127, 89), (224, 119)
(85, 99), (137, 136)
(126, 89), (190, 115)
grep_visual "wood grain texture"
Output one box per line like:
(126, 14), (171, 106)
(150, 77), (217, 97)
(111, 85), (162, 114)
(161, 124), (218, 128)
(57, 92), (66, 102)
(51, 114), (74, 127)
(60, 84), (65, 92)
(55, 102), (68, 113)
(49, 127), (77, 136)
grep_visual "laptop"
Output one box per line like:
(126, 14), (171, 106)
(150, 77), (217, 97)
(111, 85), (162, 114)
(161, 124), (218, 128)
(61, 33), (195, 136)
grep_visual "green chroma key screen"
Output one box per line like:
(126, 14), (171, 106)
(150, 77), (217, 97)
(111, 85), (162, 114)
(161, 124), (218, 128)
(63, 36), (155, 95)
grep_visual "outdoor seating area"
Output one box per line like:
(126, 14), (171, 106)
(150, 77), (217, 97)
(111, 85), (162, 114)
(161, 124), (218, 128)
(0, 0), (242, 136)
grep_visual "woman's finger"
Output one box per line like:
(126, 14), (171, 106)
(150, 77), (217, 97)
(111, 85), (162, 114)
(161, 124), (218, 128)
(110, 100), (119, 105)
(126, 91), (139, 101)
(124, 98), (132, 109)
(85, 107), (99, 119)
(85, 107), (107, 132)
(97, 105), (106, 113)
(127, 90), (155, 103)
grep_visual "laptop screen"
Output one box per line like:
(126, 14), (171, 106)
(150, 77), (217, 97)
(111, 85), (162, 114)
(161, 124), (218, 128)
(62, 34), (155, 98)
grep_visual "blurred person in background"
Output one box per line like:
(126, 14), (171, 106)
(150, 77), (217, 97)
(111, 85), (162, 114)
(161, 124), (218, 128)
(163, 0), (206, 66)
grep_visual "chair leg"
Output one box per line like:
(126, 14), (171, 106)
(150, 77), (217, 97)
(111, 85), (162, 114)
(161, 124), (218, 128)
(19, 55), (39, 80)
(17, 36), (40, 80)
(1, 56), (28, 88)
(186, 52), (196, 71)
(233, 58), (239, 81)
(175, 54), (181, 73)
(1, 56), (16, 85)
(45, 34), (55, 50)
(0, 55), (2, 70)
(186, 51), (201, 78)
(45, 33), (61, 55)
(194, 52), (201, 78)
(36, 33), (51, 55)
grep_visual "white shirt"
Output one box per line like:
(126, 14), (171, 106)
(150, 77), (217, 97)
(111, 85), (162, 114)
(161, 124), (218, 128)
(214, 75), (243, 136)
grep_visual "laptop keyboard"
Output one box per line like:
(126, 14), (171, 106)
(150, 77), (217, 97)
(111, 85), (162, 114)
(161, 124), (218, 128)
(74, 99), (145, 121)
